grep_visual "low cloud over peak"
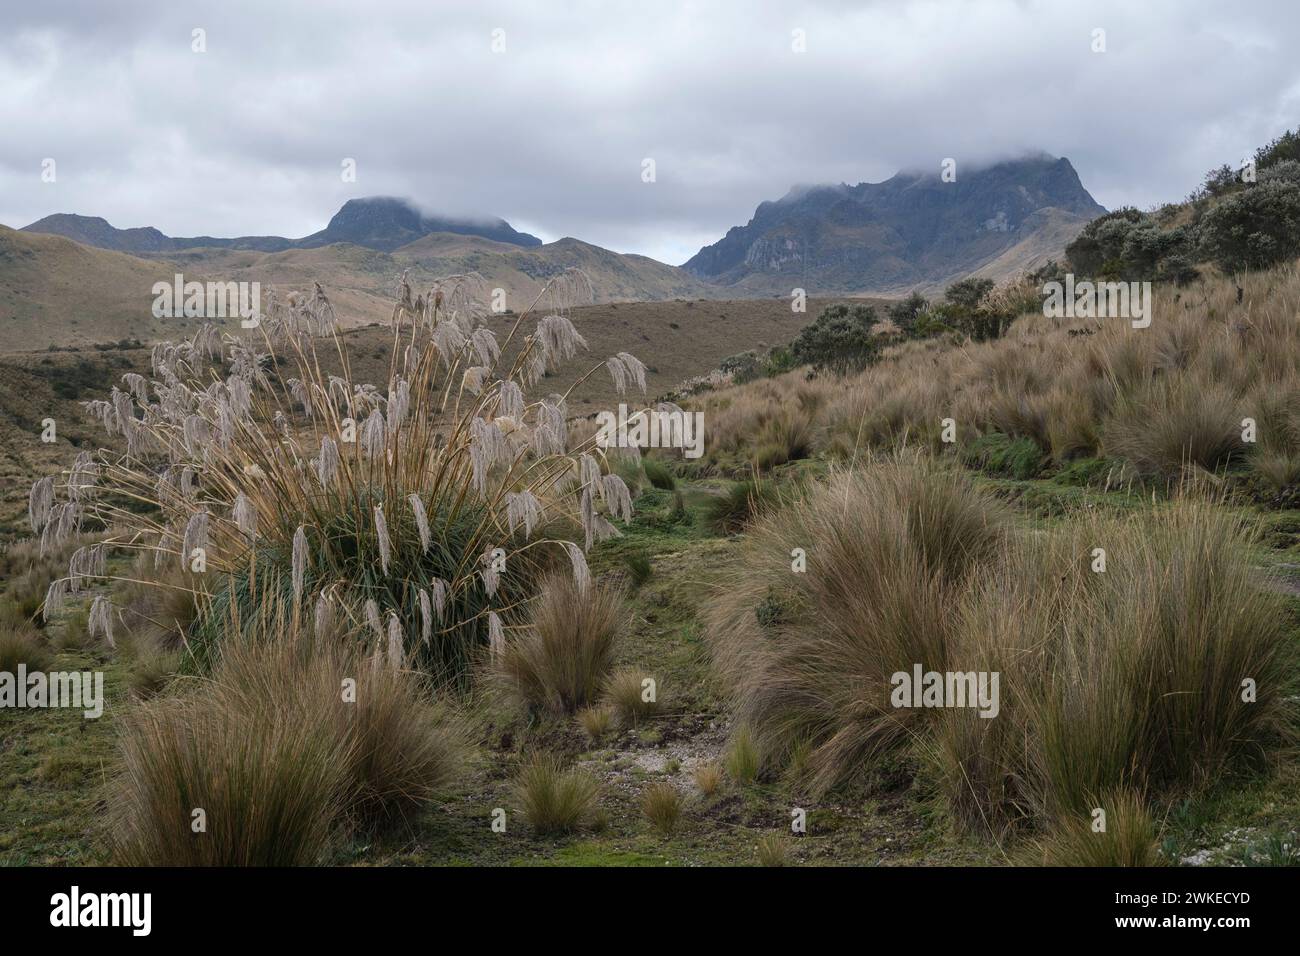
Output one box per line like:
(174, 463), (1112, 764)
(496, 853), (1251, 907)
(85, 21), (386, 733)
(2, 0), (1297, 265)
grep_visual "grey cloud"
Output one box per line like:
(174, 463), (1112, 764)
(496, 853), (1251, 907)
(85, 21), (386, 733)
(1, 0), (1298, 264)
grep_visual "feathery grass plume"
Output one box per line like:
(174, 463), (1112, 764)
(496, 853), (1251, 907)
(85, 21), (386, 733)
(462, 365), (487, 395)
(562, 541), (592, 594)
(488, 611), (505, 662)
(617, 352), (648, 394)
(67, 544), (105, 592)
(180, 511), (209, 570)
(605, 356), (629, 395)
(317, 435), (339, 485)
(418, 588), (433, 644)
(89, 594), (115, 648)
(231, 494), (257, 539)
(497, 379), (525, 419)
(291, 525), (308, 602)
(360, 408), (387, 458)
(28, 476), (55, 533)
(408, 494), (431, 552)
(374, 504), (392, 576)
(430, 578), (448, 621)
(505, 490), (542, 538)
(480, 547), (501, 597)
(470, 327), (501, 366)
(386, 377), (410, 435)
(600, 473), (633, 522)
(385, 612), (404, 669)
(42, 578), (69, 622)
(364, 599), (384, 644)
(536, 314), (588, 364)
(314, 592), (334, 639)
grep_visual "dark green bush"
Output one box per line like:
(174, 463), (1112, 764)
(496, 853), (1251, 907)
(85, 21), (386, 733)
(790, 304), (880, 374)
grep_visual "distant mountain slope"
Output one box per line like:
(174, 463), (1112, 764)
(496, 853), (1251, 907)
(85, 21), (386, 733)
(684, 156), (1106, 293)
(297, 197), (541, 250)
(0, 226), (218, 351)
(0, 223), (721, 351)
(19, 197), (541, 255)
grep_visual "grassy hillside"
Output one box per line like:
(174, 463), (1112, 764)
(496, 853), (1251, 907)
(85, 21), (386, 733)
(0, 227), (215, 351)
(0, 228), (727, 352)
(2, 261), (1298, 869)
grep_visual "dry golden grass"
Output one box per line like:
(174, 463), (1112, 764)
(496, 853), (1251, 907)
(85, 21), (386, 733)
(693, 761), (724, 797)
(493, 573), (627, 715)
(1027, 789), (1165, 867)
(514, 753), (601, 835)
(603, 666), (662, 726)
(708, 455), (1008, 795)
(577, 704), (615, 741)
(689, 263), (1300, 489)
(641, 781), (683, 836)
(109, 615), (464, 864)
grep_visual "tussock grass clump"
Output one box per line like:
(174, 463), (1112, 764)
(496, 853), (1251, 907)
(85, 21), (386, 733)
(577, 704), (614, 741)
(1103, 377), (1245, 481)
(1029, 790), (1164, 867)
(603, 667), (661, 725)
(702, 480), (779, 534)
(694, 761), (723, 797)
(52, 607), (90, 652)
(642, 457), (677, 490)
(212, 623), (464, 828)
(111, 680), (349, 866)
(935, 499), (1294, 835)
(755, 409), (814, 470)
(514, 753), (601, 835)
(708, 455), (1007, 795)
(686, 265), (1300, 491)
(128, 649), (180, 700)
(641, 781), (683, 835)
(493, 573), (626, 715)
(756, 832), (791, 867)
(621, 550), (652, 588)
(110, 620), (464, 864)
(0, 625), (52, 674)
(724, 725), (761, 785)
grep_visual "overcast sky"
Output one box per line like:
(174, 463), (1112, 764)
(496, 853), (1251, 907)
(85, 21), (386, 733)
(2, 0), (1298, 265)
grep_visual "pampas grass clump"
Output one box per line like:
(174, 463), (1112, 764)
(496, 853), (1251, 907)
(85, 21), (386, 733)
(30, 270), (658, 685)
